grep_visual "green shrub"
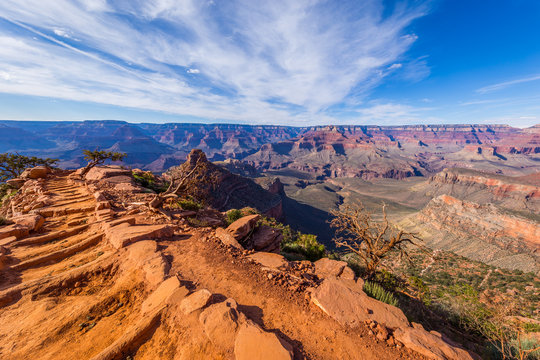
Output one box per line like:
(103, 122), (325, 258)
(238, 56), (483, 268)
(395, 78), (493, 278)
(225, 209), (243, 226)
(0, 216), (8, 226)
(282, 233), (325, 261)
(176, 199), (203, 211)
(0, 183), (17, 205)
(363, 281), (398, 307)
(132, 171), (169, 193)
(187, 217), (211, 227)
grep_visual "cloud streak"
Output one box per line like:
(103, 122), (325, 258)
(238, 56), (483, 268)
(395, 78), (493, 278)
(0, 0), (428, 124)
(477, 74), (540, 94)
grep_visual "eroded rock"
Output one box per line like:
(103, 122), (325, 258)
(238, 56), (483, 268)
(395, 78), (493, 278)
(226, 214), (261, 241)
(394, 326), (474, 360)
(20, 166), (51, 180)
(234, 320), (294, 360)
(11, 214), (45, 232)
(180, 289), (212, 315)
(250, 225), (282, 253)
(199, 298), (246, 352)
(310, 278), (409, 330)
(248, 252), (289, 271)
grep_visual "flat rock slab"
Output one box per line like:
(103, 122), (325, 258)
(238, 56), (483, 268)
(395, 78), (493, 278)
(180, 289), (212, 315)
(126, 240), (168, 287)
(234, 320), (294, 360)
(314, 258), (350, 279)
(311, 278), (409, 330)
(247, 252), (288, 271)
(141, 276), (182, 314)
(200, 298), (245, 352)
(394, 326), (474, 360)
(106, 224), (175, 249)
(84, 166), (131, 181)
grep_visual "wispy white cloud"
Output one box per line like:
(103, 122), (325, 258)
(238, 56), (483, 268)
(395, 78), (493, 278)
(0, 0), (429, 124)
(477, 74), (540, 94)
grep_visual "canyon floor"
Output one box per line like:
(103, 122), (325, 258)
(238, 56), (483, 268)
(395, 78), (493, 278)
(0, 173), (433, 360)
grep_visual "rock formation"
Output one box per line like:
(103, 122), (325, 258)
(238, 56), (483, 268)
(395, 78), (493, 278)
(167, 149), (283, 218)
(400, 194), (540, 274)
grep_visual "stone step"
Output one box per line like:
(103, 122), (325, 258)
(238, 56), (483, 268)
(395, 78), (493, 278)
(13, 224), (90, 247)
(11, 233), (103, 271)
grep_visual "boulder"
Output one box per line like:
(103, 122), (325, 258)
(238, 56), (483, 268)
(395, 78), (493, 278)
(6, 178), (25, 189)
(180, 289), (212, 315)
(105, 224), (174, 249)
(310, 278), (409, 330)
(215, 227), (243, 249)
(234, 320), (294, 360)
(226, 214), (261, 241)
(20, 166), (50, 180)
(314, 258), (352, 279)
(250, 225), (283, 253)
(394, 326), (474, 360)
(11, 214), (45, 232)
(199, 298), (246, 352)
(247, 252), (289, 271)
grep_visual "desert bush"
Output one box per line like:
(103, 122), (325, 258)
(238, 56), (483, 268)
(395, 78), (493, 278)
(363, 281), (398, 307)
(281, 233), (325, 261)
(187, 217), (211, 227)
(225, 209), (243, 226)
(0, 216), (8, 226)
(176, 199), (203, 211)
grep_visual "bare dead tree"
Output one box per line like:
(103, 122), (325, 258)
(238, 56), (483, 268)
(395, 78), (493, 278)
(147, 157), (205, 214)
(329, 202), (420, 276)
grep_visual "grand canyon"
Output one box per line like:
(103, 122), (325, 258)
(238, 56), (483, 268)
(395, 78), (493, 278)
(1, 1), (540, 359)
(0, 120), (539, 360)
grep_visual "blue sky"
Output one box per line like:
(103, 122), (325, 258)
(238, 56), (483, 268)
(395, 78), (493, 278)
(0, 0), (538, 126)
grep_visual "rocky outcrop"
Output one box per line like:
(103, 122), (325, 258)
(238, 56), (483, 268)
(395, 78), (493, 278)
(400, 194), (540, 274)
(416, 168), (540, 213)
(310, 278), (474, 360)
(167, 149), (283, 218)
(20, 166), (51, 180)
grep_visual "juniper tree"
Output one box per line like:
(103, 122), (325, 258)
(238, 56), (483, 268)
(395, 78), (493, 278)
(0, 153), (58, 183)
(80, 150), (126, 178)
